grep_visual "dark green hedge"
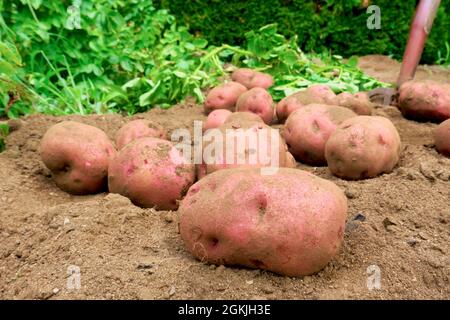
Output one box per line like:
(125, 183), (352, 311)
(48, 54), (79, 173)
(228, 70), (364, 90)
(154, 0), (450, 64)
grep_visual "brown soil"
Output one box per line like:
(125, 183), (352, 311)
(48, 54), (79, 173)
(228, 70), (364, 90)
(0, 56), (449, 300)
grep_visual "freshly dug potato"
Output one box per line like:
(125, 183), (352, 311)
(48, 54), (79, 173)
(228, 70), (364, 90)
(284, 104), (357, 165)
(203, 109), (232, 132)
(276, 85), (336, 122)
(179, 167), (348, 276)
(435, 119), (450, 157)
(116, 119), (167, 149)
(231, 68), (273, 89)
(335, 92), (373, 115)
(236, 88), (274, 124)
(200, 119), (289, 176)
(40, 121), (116, 195)
(307, 85), (337, 104)
(108, 137), (195, 210)
(224, 111), (264, 126)
(398, 80), (450, 122)
(204, 81), (247, 114)
(325, 116), (401, 180)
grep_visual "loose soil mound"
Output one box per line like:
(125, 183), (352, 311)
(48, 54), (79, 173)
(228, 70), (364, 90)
(0, 56), (448, 299)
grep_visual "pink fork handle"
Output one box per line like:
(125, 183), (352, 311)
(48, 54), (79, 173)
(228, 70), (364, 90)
(397, 0), (441, 87)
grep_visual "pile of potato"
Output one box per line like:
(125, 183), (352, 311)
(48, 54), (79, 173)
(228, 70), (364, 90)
(39, 68), (450, 277)
(202, 68), (402, 180)
(40, 119), (195, 210)
(397, 80), (450, 157)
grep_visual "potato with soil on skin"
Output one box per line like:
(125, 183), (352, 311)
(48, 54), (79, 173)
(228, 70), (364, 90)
(199, 119), (290, 177)
(325, 116), (401, 180)
(236, 87), (274, 124)
(231, 68), (274, 89)
(398, 80), (450, 122)
(334, 92), (373, 115)
(179, 167), (348, 277)
(197, 111), (265, 180)
(40, 121), (116, 195)
(115, 119), (167, 149)
(435, 119), (450, 157)
(203, 109), (232, 132)
(224, 111), (264, 126)
(108, 137), (195, 210)
(204, 81), (247, 114)
(276, 84), (336, 122)
(284, 104), (357, 166)
(307, 84), (337, 104)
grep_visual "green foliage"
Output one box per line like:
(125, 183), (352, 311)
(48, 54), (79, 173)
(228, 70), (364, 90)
(0, 122), (9, 152)
(236, 24), (389, 100)
(436, 42), (450, 65)
(0, 35), (35, 118)
(155, 0), (450, 65)
(0, 0), (388, 118)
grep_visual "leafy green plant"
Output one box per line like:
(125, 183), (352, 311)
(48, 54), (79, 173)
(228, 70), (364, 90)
(155, 0), (450, 66)
(0, 36), (36, 118)
(0, 0), (389, 118)
(436, 42), (450, 66)
(235, 24), (389, 100)
(0, 123), (9, 152)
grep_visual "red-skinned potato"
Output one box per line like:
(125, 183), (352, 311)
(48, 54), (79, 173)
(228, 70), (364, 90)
(236, 87), (274, 124)
(116, 119), (167, 149)
(276, 94), (305, 123)
(398, 80), (450, 122)
(204, 82), (247, 114)
(224, 111), (264, 126)
(40, 121), (116, 195)
(435, 119), (450, 157)
(200, 118), (289, 177)
(203, 109), (232, 132)
(307, 85), (337, 104)
(231, 68), (273, 89)
(108, 137), (195, 210)
(284, 104), (357, 165)
(179, 167), (348, 276)
(197, 111), (272, 180)
(325, 116), (401, 180)
(276, 85), (336, 122)
(335, 92), (373, 115)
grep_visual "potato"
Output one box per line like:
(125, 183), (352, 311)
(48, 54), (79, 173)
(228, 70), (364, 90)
(224, 111), (264, 126)
(231, 68), (273, 89)
(204, 82), (247, 114)
(276, 94), (304, 123)
(276, 85), (336, 122)
(179, 167), (348, 276)
(200, 111), (266, 179)
(40, 121), (116, 195)
(306, 84), (337, 104)
(398, 80), (450, 122)
(200, 119), (289, 177)
(231, 68), (255, 88)
(435, 119), (450, 157)
(335, 92), (373, 115)
(116, 119), (167, 150)
(236, 87), (274, 124)
(284, 104), (357, 165)
(325, 116), (401, 180)
(203, 109), (232, 132)
(108, 137), (195, 210)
